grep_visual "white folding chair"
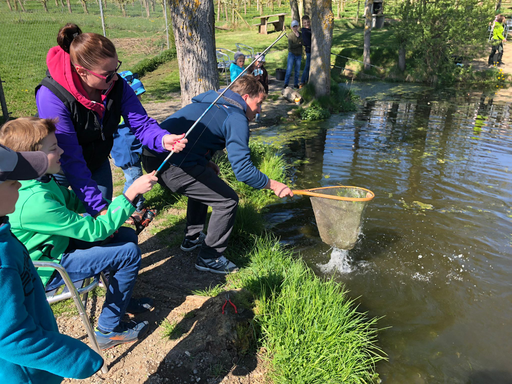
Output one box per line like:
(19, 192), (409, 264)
(235, 43), (255, 59)
(33, 261), (109, 374)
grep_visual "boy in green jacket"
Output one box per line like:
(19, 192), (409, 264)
(1, 117), (158, 350)
(0, 143), (104, 383)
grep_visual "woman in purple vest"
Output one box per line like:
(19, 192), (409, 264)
(36, 23), (187, 216)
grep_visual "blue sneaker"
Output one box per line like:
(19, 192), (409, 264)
(94, 320), (149, 350)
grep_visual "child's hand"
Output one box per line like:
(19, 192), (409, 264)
(124, 172), (158, 203)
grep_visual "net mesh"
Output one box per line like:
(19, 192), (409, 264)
(305, 186), (374, 250)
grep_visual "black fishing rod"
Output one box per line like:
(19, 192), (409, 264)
(155, 30), (287, 176)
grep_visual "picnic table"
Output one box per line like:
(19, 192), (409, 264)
(253, 13), (286, 35)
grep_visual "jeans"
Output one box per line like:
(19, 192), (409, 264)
(142, 155), (238, 259)
(46, 227), (141, 332)
(121, 164), (145, 212)
(53, 158), (113, 203)
(284, 52), (302, 87)
(301, 52), (311, 84)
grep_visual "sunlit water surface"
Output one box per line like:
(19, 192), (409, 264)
(255, 87), (512, 384)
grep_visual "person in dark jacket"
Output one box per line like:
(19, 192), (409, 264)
(0, 143), (104, 384)
(36, 23), (187, 217)
(300, 15), (312, 86)
(142, 76), (293, 274)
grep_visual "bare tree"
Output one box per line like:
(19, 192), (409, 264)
(79, 0), (88, 14)
(16, 0), (26, 11)
(66, 0), (72, 13)
(310, 0), (333, 97)
(40, 0), (49, 12)
(169, 0), (219, 106)
(6, 0), (13, 11)
(363, 0), (372, 70)
(290, 0), (300, 23)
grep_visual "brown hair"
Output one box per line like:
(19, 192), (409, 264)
(57, 23), (117, 70)
(302, 15), (310, 21)
(229, 75), (266, 98)
(0, 117), (57, 152)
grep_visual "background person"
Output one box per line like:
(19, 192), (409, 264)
(284, 19), (302, 89)
(1, 117), (159, 350)
(0, 143), (104, 384)
(300, 15), (312, 87)
(142, 76), (293, 274)
(230, 51), (246, 83)
(36, 23), (186, 217)
(488, 15), (507, 67)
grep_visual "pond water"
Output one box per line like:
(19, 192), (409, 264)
(255, 85), (512, 384)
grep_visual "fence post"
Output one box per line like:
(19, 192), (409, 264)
(164, 0), (170, 49)
(99, 0), (106, 36)
(0, 75), (9, 123)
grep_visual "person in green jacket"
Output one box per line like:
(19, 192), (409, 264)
(0, 117), (158, 350)
(488, 15), (507, 67)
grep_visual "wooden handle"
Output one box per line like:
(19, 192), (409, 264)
(291, 186), (375, 202)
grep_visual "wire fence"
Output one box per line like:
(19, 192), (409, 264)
(0, 0), (172, 121)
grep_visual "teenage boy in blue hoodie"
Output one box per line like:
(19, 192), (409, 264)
(0, 143), (104, 384)
(142, 75), (293, 274)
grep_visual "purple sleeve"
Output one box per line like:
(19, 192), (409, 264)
(120, 80), (168, 152)
(36, 86), (108, 215)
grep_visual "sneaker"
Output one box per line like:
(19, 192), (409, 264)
(94, 320), (149, 350)
(125, 297), (154, 317)
(283, 84), (288, 89)
(195, 255), (239, 274)
(180, 231), (206, 252)
(293, 84), (300, 89)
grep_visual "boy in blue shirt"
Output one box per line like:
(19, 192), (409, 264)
(0, 143), (104, 384)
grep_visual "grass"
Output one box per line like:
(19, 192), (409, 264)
(160, 318), (184, 340)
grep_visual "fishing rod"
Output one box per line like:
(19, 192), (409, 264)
(155, 30), (287, 176)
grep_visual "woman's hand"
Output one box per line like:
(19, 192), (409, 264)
(163, 133), (187, 153)
(124, 171), (158, 203)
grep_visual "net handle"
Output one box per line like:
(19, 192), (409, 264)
(292, 186), (375, 202)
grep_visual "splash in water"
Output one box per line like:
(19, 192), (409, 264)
(317, 247), (353, 274)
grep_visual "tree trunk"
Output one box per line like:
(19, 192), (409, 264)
(363, 0), (372, 70)
(398, 44), (405, 72)
(303, 0), (311, 17)
(217, 0), (220, 21)
(66, 0), (72, 12)
(121, 2), (126, 16)
(355, 0), (359, 23)
(144, 0), (150, 17)
(151, 0), (156, 12)
(6, 0), (13, 11)
(169, 0), (219, 106)
(290, 0), (299, 23)
(54, 0), (59, 7)
(16, 0), (26, 11)
(341, 0), (344, 13)
(310, 0), (333, 97)
(102, 0), (106, 9)
(42, 0), (48, 12)
(80, 0), (88, 14)
(224, 1), (228, 22)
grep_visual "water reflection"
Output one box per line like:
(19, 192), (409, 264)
(258, 88), (512, 383)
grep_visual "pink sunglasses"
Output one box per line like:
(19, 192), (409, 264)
(75, 61), (122, 83)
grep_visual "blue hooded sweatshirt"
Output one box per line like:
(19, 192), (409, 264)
(0, 217), (103, 384)
(150, 89), (269, 190)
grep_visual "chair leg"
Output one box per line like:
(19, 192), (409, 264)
(61, 271), (109, 374)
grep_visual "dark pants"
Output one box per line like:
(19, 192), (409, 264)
(488, 41), (504, 65)
(142, 155), (238, 259)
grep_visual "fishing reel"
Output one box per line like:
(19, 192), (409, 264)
(134, 208), (156, 235)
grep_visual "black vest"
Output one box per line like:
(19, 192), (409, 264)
(36, 74), (124, 172)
